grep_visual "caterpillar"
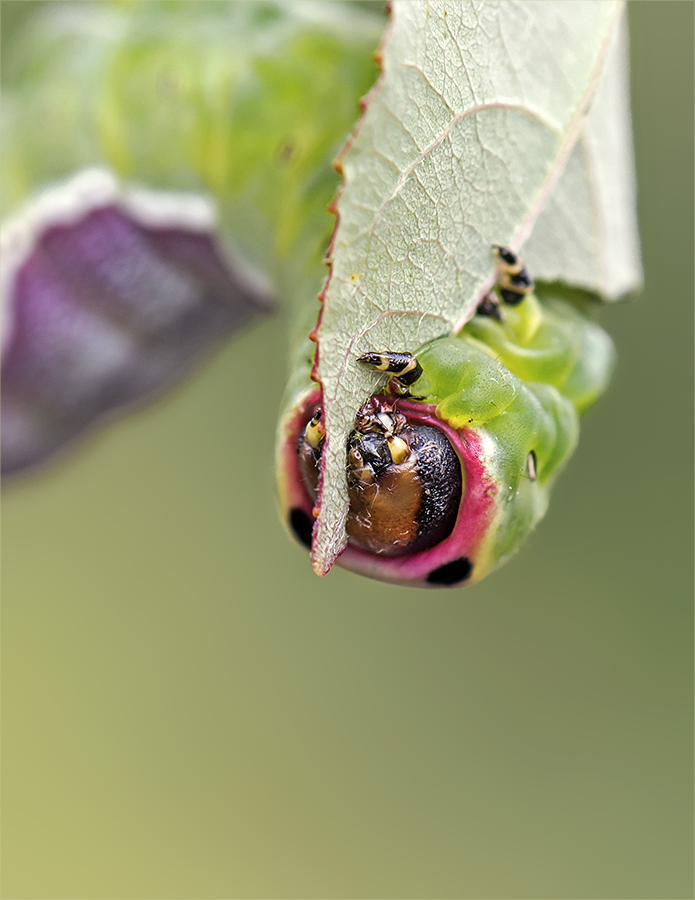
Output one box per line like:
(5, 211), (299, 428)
(278, 248), (615, 588)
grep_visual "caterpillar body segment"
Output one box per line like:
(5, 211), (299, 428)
(280, 250), (615, 587)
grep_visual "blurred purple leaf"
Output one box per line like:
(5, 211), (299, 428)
(1, 169), (271, 478)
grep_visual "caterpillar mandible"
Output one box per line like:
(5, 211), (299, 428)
(278, 247), (615, 588)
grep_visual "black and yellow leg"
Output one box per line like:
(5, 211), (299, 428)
(492, 245), (534, 305)
(303, 408), (325, 451)
(358, 352), (423, 388)
(476, 292), (503, 320)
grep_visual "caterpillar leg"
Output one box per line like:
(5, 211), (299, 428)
(301, 408), (324, 450)
(358, 351), (423, 396)
(476, 292), (503, 320)
(492, 245), (534, 305)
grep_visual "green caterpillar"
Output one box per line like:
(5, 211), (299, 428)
(280, 248), (615, 587)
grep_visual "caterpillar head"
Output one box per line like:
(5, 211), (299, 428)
(280, 391), (500, 588)
(299, 396), (462, 558)
(278, 269), (614, 589)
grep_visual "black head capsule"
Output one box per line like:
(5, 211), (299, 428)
(296, 399), (463, 559)
(345, 401), (462, 558)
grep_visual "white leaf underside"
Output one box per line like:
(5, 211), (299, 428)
(312, 0), (641, 575)
(522, 14), (642, 297)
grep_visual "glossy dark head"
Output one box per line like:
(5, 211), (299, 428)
(298, 398), (462, 559)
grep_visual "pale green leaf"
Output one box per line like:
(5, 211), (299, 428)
(312, 0), (639, 575)
(521, 14), (642, 298)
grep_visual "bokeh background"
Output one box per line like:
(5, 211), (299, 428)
(2, 3), (692, 898)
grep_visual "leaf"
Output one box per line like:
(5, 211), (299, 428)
(312, 0), (640, 575)
(521, 14), (642, 298)
(1, 168), (269, 477)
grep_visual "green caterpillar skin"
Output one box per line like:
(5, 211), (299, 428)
(281, 289), (615, 587)
(407, 293), (614, 581)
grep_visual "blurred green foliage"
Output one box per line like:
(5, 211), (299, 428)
(2, 2), (692, 898)
(1, 0), (382, 300)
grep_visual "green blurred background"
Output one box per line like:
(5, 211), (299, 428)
(2, 2), (692, 897)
